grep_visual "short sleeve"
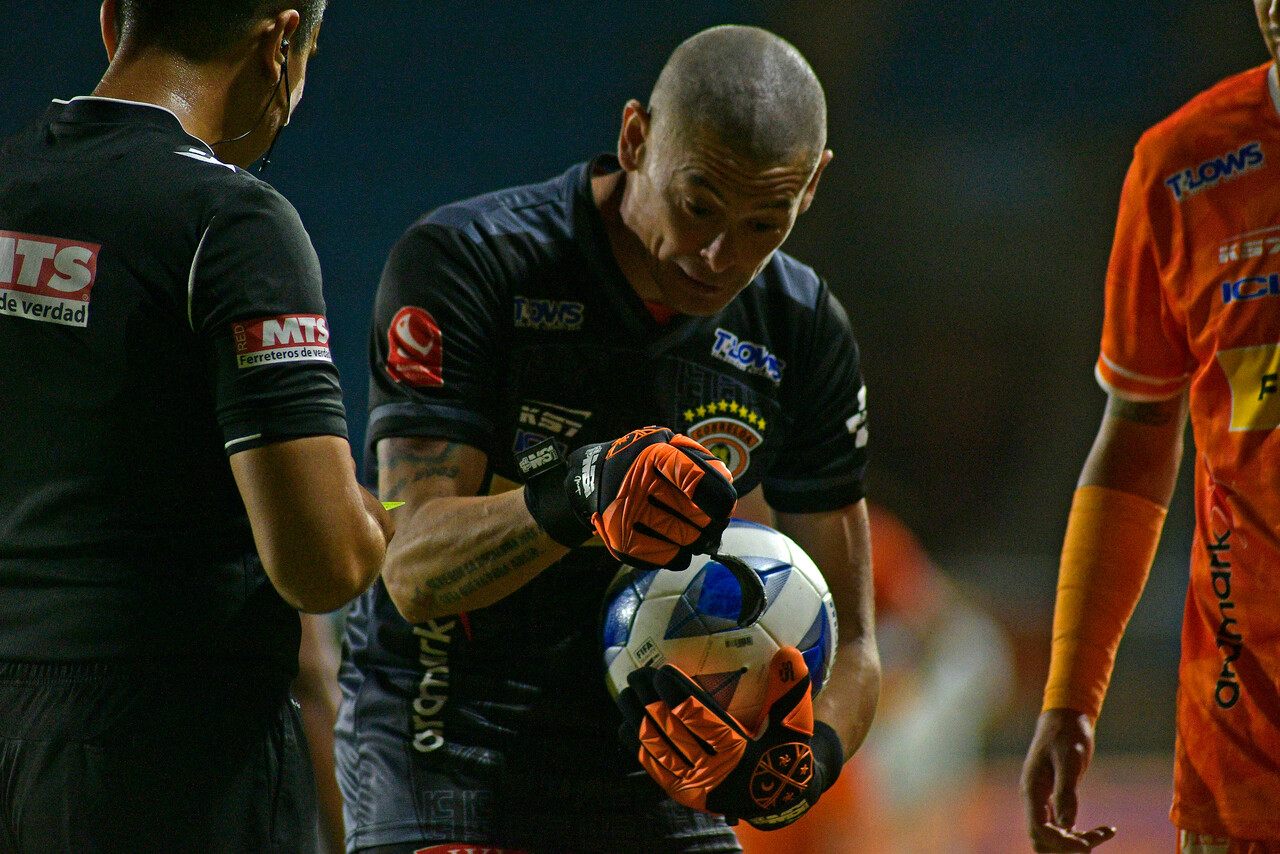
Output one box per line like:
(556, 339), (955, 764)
(761, 287), (869, 513)
(365, 221), (506, 456)
(1095, 146), (1192, 401)
(191, 182), (347, 454)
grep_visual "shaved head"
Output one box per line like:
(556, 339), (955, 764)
(648, 26), (826, 169)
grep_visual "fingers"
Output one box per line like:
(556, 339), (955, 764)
(760, 647), (814, 736)
(1028, 823), (1116, 852)
(1021, 710), (1108, 853)
(621, 666), (746, 812)
(595, 431), (736, 569)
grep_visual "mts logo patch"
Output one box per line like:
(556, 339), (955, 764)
(232, 314), (331, 369)
(0, 229), (100, 327)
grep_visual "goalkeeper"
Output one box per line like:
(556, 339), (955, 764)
(337, 24), (880, 854)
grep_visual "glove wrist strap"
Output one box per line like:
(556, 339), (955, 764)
(810, 720), (844, 795)
(516, 439), (592, 548)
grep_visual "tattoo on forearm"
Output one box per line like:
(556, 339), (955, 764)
(411, 524), (542, 609)
(383, 441), (463, 501)
(1108, 397), (1182, 427)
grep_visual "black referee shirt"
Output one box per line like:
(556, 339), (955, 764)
(0, 97), (347, 668)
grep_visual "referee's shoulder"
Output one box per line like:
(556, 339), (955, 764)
(149, 137), (296, 214)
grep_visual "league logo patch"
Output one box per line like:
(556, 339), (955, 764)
(232, 314), (331, 368)
(386, 306), (443, 387)
(684, 400), (765, 479)
(0, 229), (99, 328)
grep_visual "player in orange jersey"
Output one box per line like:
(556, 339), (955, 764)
(1022, 4), (1280, 852)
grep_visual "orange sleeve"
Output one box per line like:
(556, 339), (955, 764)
(1095, 142), (1192, 402)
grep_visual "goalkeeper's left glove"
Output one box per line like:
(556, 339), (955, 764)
(617, 646), (844, 830)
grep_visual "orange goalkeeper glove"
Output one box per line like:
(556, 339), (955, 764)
(617, 647), (844, 830)
(518, 427), (736, 570)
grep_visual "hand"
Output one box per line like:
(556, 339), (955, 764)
(519, 427), (736, 570)
(617, 647), (843, 830)
(1021, 708), (1117, 852)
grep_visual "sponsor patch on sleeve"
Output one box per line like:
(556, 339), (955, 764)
(0, 229), (99, 328)
(386, 305), (444, 387)
(232, 314), (332, 368)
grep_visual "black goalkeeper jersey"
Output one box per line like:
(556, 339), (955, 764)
(0, 98), (348, 670)
(336, 156), (868, 852)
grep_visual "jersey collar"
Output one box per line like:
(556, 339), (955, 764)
(47, 96), (217, 158)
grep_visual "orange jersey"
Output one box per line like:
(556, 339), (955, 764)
(1097, 62), (1280, 837)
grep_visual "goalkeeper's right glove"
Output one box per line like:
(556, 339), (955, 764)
(617, 646), (844, 830)
(516, 426), (736, 570)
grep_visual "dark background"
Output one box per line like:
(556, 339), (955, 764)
(2, 1), (1269, 756)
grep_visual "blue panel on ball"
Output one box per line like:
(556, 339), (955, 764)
(801, 644), (827, 691)
(696, 561), (747, 625)
(631, 569), (659, 598)
(796, 606), (829, 652)
(665, 594), (706, 639)
(750, 559), (792, 616)
(601, 585), (642, 649)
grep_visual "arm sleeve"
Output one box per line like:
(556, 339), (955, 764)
(1094, 145), (1192, 401)
(761, 286), (869, 513)
(365, 220), (506, 457)
(191, 182), (347, 454)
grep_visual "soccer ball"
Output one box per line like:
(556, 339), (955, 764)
(601, 519), (838, 733)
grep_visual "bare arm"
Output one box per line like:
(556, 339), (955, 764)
(776, 499), (881, 760)
(1077, 393), (1187, 499)
(230, 435), (392, 614)
(292, 613), (344, 854)
(377, 437), (570, 623)
(1022, 391), (1187, 853)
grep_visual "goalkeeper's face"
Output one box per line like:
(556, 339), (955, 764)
(622, 119), (830, 317)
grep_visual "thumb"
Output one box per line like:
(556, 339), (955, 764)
(1050, 741), (1086, 828)
(758, 647), (814, 737)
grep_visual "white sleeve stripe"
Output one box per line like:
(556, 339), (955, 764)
(1098, 352), (1188, 385)
(224, 433), (263, 451)
(1095, 364), (1186, 402)
(188, 220), (214, 332)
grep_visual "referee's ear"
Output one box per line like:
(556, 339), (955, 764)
(100, 0), (120, 61)
(255, 10), (301, 80)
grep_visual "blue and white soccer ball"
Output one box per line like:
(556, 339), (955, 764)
(601, 519), (838, 733)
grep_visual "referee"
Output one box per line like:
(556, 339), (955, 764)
(0, 1), (391, 852)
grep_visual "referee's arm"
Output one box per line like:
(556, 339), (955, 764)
(232, 434), (394, 613)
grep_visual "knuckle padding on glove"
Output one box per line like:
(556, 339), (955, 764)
(617, 650), (845, 829)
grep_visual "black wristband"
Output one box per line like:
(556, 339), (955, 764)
(517, 439), (592, 548)
(809, 720), (845, 794)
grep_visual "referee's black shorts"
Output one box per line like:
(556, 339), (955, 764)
(0, 659), (318, 854)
